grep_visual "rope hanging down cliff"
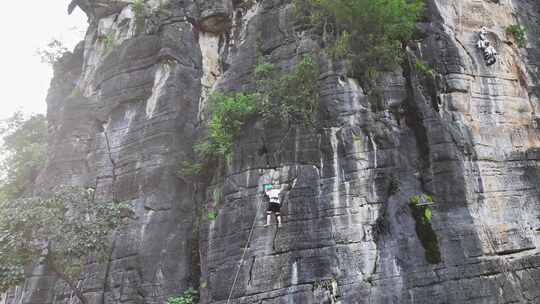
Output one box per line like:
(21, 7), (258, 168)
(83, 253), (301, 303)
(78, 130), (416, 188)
(226, 194), (263, 304)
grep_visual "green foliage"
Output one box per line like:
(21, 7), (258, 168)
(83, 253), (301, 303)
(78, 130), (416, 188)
(201, 93), (258, 158)
(424, 207), (432, 222)
(212, 188), (221, 207)
(0, 265), (24, 293)
(295, 0), (424, 87)
(0, 187), (130, 297)
(132, 0), (146, 33)
(0, 113), (47, 200)
(374, 203), (389, 240)
(133, 0), (144, 15)
(408, 193), (440, 264)
(36, 39), (69, 65)
(517, 105), (529, 114)
(177, 160), (204, 180)
(414, 60), (435, 78)
(102, 32), (116, 51)
(190, 57), (320, 175)
(256, 56), (321, 127)
(409, 193), (433, 223)
(506, 24), (527, 48)
(327, 30), (351, 60)
(386, 175), (401, 196)
(409, 193), (432, 205)
(254, 62), (275, 78)
(167, 288), (199, 304)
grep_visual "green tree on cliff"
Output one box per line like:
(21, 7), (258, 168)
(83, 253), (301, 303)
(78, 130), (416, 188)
(0, 112), (47, 200)
(0, 114), (131, 304)
(0, 187), (130, 304)
(295, 0), (424, 88)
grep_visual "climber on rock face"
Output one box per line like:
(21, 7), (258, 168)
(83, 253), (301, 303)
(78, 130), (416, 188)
(476, 26), (497, 66)
(477, 27), (488, 49)
(480, 27), (488, 39)
(485, 43), (497, 66)
(264, 184), (283, 228)
(477, 37), (488, 49)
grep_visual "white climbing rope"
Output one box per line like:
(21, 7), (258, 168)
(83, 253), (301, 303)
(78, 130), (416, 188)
(226, 194), (263, 304)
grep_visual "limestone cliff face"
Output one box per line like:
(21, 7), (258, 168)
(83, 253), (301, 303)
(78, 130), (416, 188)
(4, 0), (540, 303)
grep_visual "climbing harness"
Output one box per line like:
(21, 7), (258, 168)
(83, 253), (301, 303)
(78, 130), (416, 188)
(226, 194), (263, 304)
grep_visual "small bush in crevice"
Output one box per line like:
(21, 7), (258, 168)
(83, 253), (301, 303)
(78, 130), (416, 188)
(327, 30), (352, 60)
(414, 60), (435, 78)
(373, 203), (390, 241)
(408, 194), (441, 264)
(254, 62), (275, 77)
(207, 211), (217, 221)
(132, 0), (146, 33)
(198, 93), (258, 159)
(368, 87), (385, 112)
(186, 56), (321, 180)
(409, 194), (433, 222)
(256, 56), (321, 127)
(506, 24), (526, 48)
(177, 160), (204, 180)
(180, 94), (257, 181)
(211, 187), (221, 207)
(167, 288), (199, 304)
(386, 175), (401, 196)
(100, 32), (117, 53)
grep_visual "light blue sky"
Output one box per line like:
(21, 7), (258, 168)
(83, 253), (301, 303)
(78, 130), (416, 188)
(0, 1), (86, 120)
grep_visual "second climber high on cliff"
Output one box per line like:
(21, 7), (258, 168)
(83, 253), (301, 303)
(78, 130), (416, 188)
(264, 184), (283, 228)
(476, 26), (497, 66)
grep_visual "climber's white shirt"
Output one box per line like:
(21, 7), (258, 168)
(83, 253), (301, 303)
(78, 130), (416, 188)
(266, 189), (281, 204)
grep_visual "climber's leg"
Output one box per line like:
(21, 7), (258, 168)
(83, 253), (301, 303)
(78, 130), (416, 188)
(276, 212), (282, 228)
(265, 211), (272, 227)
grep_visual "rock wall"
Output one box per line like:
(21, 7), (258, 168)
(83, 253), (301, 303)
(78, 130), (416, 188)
(4, 0), (540, 303)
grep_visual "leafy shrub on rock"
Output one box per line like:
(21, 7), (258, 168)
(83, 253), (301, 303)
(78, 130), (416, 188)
(0, 113), (47, 200)
(185, 56), (321, 178)
(295, 0), (424, 88)
(256, 56), (321, 127)
(132, 0), (146, 33)
(506, 24), (527, 48)
(167, 288), (199, 304)
(0, 187), (130, 303)
(199, 93), (258, 159)
(408, 194), (441, 264)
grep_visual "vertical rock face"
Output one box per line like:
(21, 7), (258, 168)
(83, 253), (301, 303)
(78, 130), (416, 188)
(5, 0), (540, 304)
(196, 0), (233, 33)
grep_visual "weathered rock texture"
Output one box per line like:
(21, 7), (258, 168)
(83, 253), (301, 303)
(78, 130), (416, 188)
(3, 0), (540, 303)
